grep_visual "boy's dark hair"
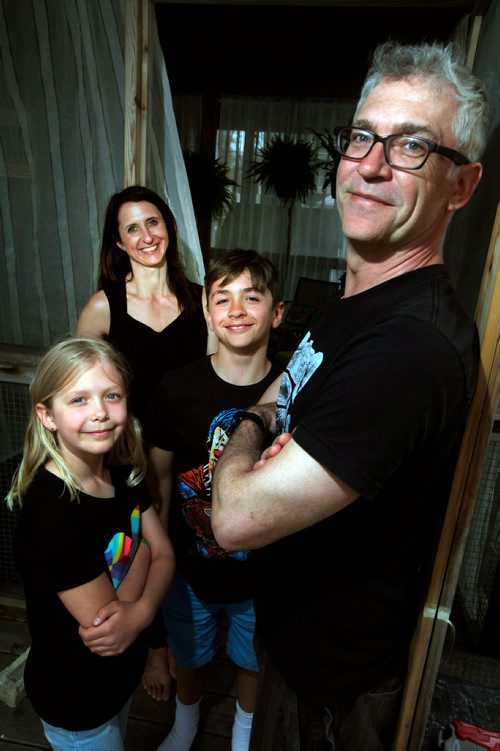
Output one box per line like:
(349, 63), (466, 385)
(205, 249), (282, 305)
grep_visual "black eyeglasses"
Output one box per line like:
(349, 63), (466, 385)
(336, 127), (470, 170)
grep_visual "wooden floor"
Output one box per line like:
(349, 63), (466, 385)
(2, 583), (499, 750)
(0, 584), (234, 750)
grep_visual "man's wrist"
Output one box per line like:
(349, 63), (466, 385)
(231, 410), (267, 437)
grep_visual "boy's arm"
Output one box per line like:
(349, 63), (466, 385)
(257, 373), (282, 405)
(116, 539), (151, 602)
(147, 447), (174, 531)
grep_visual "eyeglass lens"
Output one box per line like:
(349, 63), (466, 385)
(339, 129), (429, 168)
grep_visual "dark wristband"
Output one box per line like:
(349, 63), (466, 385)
(231, 410), (266, 437)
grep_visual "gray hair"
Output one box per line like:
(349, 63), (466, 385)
(356, 41), (489, 161)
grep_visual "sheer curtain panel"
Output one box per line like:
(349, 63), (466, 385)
(0, 0), (125, 346)
(212, 97), (355, 299)
(0, 0), (204, 346)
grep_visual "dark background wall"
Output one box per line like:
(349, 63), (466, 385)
(156, 0), (498, 318)
(156, 2), (473, 98)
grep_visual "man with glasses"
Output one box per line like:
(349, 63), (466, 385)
(212, 41), (488, 750)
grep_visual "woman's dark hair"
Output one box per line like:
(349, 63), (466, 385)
(97, 185), (199, 314)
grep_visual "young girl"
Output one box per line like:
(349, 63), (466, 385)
(7, 337), (174, 751)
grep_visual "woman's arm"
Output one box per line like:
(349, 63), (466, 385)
(76, 290), (111, 337)
(79, 506), (175, 656)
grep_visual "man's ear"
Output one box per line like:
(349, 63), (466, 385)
(35, 403), (56, 431)
(448, 162), (483, 211)
(272, 301), (285, 328)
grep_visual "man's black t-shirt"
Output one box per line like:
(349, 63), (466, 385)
(254, 266), (479, 704)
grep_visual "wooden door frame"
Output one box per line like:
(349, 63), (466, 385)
(124, 0), (150, 186)
(394, 202), (499, 749)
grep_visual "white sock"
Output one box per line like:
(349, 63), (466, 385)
(157, 695), (200, 751)
(231, 700), (253, 751)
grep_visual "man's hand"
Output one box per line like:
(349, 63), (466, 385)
(253, 432), (292, 470)
(78, 599), (149, 656)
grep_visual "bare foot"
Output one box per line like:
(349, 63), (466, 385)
(142, 646), (172, 702)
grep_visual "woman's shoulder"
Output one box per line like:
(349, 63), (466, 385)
(76, 290), (111, 337)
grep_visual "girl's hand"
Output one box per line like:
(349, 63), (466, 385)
(78, 599), (150, 656)
(253, 432), (293, 470)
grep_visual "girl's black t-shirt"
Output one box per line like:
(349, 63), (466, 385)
(17, 467), (151, 730)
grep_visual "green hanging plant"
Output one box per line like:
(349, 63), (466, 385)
(247, 134), (320, 272)
(183, 150), (237, 223)
(309, 128), (342, 199)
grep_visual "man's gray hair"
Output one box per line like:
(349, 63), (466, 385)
(356, 41), (489, 161)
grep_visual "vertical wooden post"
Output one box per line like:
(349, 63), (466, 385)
(138, 0), (150, 185)
(394, 202), (500, 750)
(124, 0), (150, 186)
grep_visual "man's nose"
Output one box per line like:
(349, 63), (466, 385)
(357, 142), (392, 179)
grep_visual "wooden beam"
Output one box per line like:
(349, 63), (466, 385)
(124, 0), (140, 185)
(124, 0), (151, 186)
(138, 0), (150, 185)
(155, 0), (474, 6)
(466, 13), (482, 68)
(394, 202), (500, 749)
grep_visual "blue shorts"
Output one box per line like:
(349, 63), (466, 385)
(162, 574), (258, 672)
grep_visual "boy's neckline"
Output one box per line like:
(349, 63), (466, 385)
(209, 353), (272, 386)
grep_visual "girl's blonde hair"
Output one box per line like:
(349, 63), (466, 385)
(6, 337), (146, 508)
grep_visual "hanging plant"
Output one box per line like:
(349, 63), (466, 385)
(183, 150), (237, 223)
(247, 135), (320, 273)
(309, 128), (342, 199)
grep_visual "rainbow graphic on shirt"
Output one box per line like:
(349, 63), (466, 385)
(104, 505), (141, 589)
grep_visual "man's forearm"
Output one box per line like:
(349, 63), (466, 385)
(211, 418), (266, 546)
(215, 418), (265, 489)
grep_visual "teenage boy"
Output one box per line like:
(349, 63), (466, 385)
(145, 250), (283, 751)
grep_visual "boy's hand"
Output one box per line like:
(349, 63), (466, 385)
(253, 432), (293, 470)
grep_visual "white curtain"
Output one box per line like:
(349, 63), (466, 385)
(0, 0), (125, 346)
(0, 0), (204, 346)
(212, 97), (355, 299)
(146, 24), (204, 284)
